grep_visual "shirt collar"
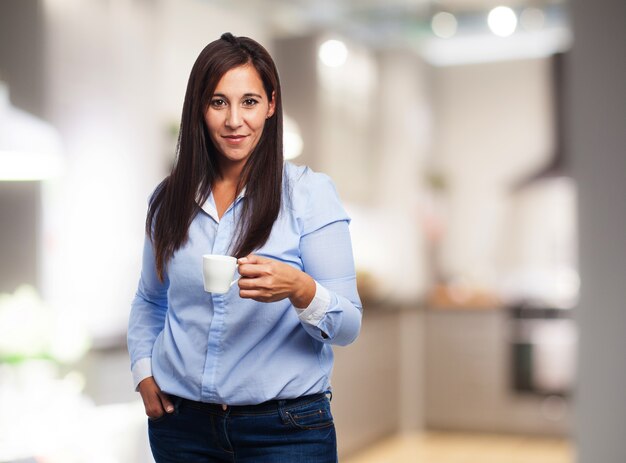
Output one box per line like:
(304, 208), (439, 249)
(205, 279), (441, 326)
(198, 187), (246, 223)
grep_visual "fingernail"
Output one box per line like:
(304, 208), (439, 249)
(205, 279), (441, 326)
(238, 257), (248, 264)
(166, 406), (174, 413)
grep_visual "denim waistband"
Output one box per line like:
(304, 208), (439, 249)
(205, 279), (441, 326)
(173, 392), (328, 416)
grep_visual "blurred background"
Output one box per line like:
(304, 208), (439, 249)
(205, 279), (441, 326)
(0, 0), (624, 462)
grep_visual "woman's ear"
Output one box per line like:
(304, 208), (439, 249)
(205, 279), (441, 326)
(267, 91), (276, 118)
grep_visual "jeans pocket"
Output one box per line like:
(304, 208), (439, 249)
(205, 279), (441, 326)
(148, 396), (181, 425)
(285, 397), (334, 430)
(148, 412), (170, 424)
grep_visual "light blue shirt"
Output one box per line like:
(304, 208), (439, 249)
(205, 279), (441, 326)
(127, 162), (362, 405)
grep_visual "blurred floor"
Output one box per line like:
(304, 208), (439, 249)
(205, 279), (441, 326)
(342, 431), (573, 463)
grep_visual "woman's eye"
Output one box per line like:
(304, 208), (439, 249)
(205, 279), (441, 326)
(243, 98), (258, 107)
(211, 99), (226, 108)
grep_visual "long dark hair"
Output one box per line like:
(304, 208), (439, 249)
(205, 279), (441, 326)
(147, 33), (284, 281)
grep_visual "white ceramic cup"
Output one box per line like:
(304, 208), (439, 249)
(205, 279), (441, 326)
(202, 254), (239, 294)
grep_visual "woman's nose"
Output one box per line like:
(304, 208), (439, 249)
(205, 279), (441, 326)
(225, 108), (242, 128)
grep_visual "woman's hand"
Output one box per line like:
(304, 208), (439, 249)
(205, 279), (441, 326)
(237, 254), (316, 308)
(138, 376), (174, 419)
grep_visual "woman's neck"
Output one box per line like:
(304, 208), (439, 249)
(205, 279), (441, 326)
(217, 158), (247, 188)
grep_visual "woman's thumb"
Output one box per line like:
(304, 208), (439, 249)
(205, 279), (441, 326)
(238, 254), (254, 264)
(159, 391), (174, 413)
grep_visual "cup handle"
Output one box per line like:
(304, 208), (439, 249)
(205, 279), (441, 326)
(230, 263), (240, 287)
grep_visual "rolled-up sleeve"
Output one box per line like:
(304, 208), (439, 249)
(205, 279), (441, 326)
(296, 170), (362, 345)
(127, 234), (169, 388)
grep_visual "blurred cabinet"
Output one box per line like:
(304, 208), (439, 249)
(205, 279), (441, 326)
(424, 308), (571, 435)
(333, 308), (400, 456)
(333, 305), (423, 457)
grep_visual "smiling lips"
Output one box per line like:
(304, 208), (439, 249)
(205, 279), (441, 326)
(223, 134), (248, 145)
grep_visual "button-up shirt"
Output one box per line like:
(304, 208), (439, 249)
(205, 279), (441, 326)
(127, 162), (362, 405)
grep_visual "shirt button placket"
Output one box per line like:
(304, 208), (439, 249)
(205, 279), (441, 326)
(204, 209), (233, 402)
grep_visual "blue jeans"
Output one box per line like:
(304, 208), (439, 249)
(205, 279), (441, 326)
(148, 393), (337, 463)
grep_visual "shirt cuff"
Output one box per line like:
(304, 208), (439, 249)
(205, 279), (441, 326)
(132, 357), (153, 391)
(296, 282), (330, 326)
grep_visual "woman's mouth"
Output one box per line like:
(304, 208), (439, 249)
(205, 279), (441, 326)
(222, 135), (247, 145)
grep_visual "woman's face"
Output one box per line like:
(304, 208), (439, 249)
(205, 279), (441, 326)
(204, 64), (275, 168)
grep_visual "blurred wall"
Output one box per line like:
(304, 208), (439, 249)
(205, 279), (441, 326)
(570, 0), (626, 461)
(432, 58), (553, 288)
(0, 0), (45, 294)
(372, 49), (430, 301)
(0, 0), (44, 115)
(0, 182), (40, 292)
(41, 0), (161, 339)
(275, 35), (431, 302)
(38, 0), (270, 340)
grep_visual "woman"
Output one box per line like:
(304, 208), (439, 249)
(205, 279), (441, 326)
(127, 32), (362, 463)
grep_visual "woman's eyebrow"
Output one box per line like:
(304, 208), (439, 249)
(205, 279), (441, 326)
(212, 92), (264, 100)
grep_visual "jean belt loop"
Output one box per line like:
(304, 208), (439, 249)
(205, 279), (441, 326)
(277, 399), (290, 424)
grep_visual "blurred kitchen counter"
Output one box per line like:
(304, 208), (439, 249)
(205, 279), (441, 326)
(425, 282), (502, 312)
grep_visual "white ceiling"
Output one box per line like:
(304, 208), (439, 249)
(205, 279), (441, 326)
(211, 0), (569, 64)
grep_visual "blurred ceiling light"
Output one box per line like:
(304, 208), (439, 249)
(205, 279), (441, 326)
(488, 6), (518, 37)
(520, 7), (546, 31)
(431, 12), (458, 39)
(283, 114), (303, 160)
(0, 81), (63, 181)
(318, 39), (348, 67)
